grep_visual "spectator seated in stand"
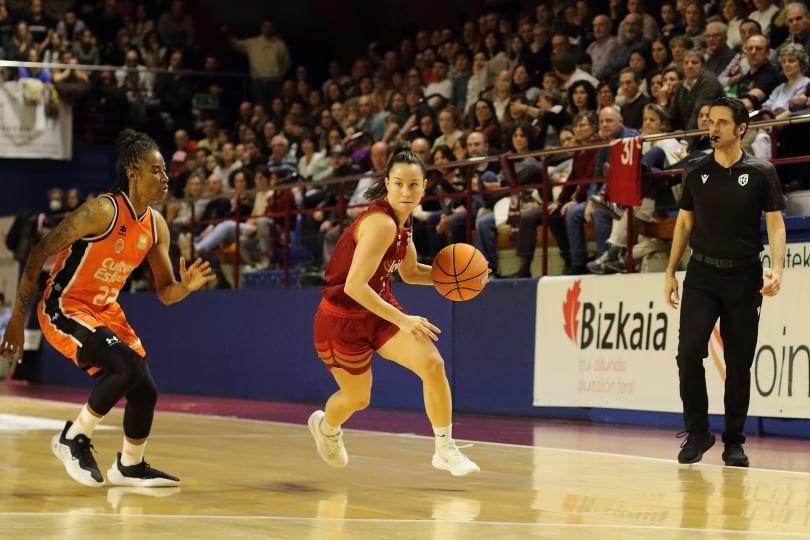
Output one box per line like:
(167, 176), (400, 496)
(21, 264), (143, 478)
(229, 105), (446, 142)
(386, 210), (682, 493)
(193, 168), (255, 286)
(51, 49), (90, 104)
(482, 121), (544, 277)
(266, 134), (298, 178)
(412, 144), (466, 261)
(506, 125), (578, 278)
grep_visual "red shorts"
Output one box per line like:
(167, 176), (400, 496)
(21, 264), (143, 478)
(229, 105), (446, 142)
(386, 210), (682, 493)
(312, 298), (402, 374)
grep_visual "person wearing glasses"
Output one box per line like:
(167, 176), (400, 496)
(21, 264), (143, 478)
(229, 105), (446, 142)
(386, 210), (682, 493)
(736, 34), (781, 103)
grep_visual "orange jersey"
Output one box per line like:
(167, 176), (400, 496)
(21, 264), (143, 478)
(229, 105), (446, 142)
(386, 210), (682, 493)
(38, 192), (157, 374)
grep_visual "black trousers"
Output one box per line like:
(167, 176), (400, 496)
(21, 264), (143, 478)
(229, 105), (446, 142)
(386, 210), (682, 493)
(677, 259), (763, 444)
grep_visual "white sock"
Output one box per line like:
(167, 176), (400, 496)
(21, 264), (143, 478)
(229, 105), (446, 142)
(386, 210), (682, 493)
(433, 425), (452, 448)
(121, 438), (147, 466)
(66, 404), (103, 439)
(320, 417), (340, 437)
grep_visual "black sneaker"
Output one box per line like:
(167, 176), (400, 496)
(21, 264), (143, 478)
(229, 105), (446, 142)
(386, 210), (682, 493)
(586, 246), (624, 274)
(677, 430), (715, 464)
(107, 452), (180, 487)
(50, 420), (104, 486)
(721, 443), (749, 467)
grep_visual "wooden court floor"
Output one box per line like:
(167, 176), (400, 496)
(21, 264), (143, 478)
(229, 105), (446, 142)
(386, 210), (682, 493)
(2, 388), (810, 539)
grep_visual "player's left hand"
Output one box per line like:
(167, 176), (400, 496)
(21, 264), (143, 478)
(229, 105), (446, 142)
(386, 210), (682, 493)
(179, 257), (215, 292)
(761, 268), (782, 297)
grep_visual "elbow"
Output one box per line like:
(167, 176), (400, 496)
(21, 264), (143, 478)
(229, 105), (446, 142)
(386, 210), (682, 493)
(397, 268), (418, 284)
(343, 279), (364, 302)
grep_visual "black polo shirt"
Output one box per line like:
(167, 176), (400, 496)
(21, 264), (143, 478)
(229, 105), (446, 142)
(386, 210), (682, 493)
(737, 62), (782, 100)
(680, 152), (784, 258)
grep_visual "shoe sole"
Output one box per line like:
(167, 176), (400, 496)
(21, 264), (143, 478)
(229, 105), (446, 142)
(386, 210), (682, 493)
(431, 454), (481, 477)
(50, 434), (105, 487)
(677, 437), (716, 464)
(722, 454), (750, 467)
(308, 411), (348, 468)
(106, 464), (180, 487)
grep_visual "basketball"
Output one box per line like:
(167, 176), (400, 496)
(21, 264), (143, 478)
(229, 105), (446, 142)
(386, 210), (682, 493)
(431, 243), (489, 301)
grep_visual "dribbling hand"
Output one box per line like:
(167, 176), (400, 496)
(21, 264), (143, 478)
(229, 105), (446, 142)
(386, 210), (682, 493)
(401, 315), (441, 342)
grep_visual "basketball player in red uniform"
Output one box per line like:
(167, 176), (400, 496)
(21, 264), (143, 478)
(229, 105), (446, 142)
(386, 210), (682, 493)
(0, 129), (214, 487)
(309, 148), (480, 476)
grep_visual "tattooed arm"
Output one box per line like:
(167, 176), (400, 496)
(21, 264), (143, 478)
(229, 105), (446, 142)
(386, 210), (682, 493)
(0, 198), (115, 362)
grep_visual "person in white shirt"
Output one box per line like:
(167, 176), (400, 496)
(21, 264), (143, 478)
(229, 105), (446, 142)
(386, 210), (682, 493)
(749, 0), (780, 39)
(761, 42), (810, 118)
(423, 58), (453, 109)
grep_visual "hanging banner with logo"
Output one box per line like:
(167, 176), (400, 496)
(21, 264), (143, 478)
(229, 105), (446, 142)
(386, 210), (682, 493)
(0, 81), (72, 160)
(533, 267), (810, 418)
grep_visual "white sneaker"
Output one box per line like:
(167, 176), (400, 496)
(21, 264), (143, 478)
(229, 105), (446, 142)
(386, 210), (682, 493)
(51, 420), (105, 487)
(308, 410), (348, 467)
(432, 441), (480, 477)
(632, 237), (667, 259)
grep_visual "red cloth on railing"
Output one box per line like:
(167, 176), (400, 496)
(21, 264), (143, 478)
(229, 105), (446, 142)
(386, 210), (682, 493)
(605, 135), (642, 207)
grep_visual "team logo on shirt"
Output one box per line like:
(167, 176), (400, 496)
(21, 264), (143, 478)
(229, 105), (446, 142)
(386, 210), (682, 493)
(738, 174), (749, 186)
(701, 174), (709, 184)
(137, 234), (149, 250)
(114, 238), (124, 254)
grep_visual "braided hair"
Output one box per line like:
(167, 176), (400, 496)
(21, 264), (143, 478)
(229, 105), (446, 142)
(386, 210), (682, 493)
(364, 143), (427, 201)
(110, 129), (160, 193)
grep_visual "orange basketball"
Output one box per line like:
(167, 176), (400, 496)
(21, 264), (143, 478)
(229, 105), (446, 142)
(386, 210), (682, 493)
(431, 243), (489, 301)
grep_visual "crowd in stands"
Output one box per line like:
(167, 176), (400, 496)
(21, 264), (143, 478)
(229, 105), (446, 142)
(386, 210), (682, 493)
(6, 0), (810, 285)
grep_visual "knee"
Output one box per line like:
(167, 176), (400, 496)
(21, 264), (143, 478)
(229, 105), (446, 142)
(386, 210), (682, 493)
(353, 393), (371, 411)
(566, 208), (583, 224)
(676, 348), (707, 371)
(131, 372), (158, 408)
(345, 388), (371, 412)
(122, 352), (149, 384)
(418, 352), (447, 383)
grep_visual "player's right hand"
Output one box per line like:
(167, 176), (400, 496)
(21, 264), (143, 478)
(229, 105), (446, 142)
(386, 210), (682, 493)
(0, 314), (25, 363)
(400, 315), (440, 342)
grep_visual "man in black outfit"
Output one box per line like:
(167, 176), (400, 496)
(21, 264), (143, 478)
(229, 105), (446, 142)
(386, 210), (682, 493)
(664, 96), (786, 468)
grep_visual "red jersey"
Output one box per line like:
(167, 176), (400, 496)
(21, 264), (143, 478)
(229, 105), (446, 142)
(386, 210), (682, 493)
(605, 135), (643, 207)
(321, 199), (412, 314)
(38, 192), (157, 372)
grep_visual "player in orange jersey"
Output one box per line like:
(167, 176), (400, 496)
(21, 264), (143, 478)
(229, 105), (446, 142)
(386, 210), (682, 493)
(308, 147), (479, 477)
(0, 129), (214, 487)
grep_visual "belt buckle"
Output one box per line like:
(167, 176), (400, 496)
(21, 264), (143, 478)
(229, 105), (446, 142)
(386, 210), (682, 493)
(715, 258), (732, 269)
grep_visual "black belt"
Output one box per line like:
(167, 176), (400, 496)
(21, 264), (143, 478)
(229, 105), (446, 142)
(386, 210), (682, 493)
(691, 251), (760, 269)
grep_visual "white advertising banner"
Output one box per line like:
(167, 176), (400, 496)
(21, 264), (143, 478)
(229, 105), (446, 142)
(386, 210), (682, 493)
(0, 81), (72, 160)
(533, 266), (810, 418)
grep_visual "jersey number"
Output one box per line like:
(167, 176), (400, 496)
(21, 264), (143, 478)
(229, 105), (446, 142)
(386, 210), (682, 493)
(92, 286), (120, 306)
(620, 138), (636, 166)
